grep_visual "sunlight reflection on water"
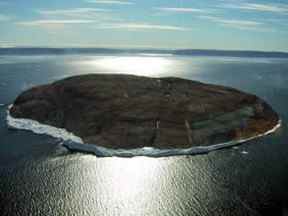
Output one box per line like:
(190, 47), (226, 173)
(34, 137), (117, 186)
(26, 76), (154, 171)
(74, 156), (165, 215)
(60, 155), (215, 215)
(75, 56), (180, 77)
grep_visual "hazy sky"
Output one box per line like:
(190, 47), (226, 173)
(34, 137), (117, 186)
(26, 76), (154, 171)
(0, 0), (288, 51)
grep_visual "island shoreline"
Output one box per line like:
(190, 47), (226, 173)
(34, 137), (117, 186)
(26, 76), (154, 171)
(6, 105), (281, 158)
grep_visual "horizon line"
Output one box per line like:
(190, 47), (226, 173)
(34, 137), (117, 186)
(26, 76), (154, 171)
(0, 46), (288, 54)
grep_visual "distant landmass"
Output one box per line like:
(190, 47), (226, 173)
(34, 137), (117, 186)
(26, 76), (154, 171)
(0, 47), (288, 58)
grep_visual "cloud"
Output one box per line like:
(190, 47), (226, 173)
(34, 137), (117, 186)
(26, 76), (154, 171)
(39, 8), (109, 17)
(16, 19), (190, 31)
(0, 14), (10, 21)
(156, 7), (207, 13)
(96, 22), (190, 31)
(221, 3), (288, 14)
(198, 15), (267, 31)
(37, 7), (122, 21)
(17, 19), (95, 27)
(19, 7), (190, 32)
(219, 19), (263, 29)
(85, 0), (134, 5)
(0, 41), (15, 48)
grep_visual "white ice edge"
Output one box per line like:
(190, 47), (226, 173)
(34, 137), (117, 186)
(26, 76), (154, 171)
(6, 105), (83, 144)
(6, 105), (281, 157)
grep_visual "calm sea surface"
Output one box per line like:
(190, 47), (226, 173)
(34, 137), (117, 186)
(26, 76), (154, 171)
(0, 54), (288, 216)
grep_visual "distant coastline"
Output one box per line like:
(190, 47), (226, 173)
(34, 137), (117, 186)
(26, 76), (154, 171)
(0, 47), (288, 58)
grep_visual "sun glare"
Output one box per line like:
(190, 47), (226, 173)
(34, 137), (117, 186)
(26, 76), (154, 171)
(79, 56), (174, 77)
(82, 156), (162, 212)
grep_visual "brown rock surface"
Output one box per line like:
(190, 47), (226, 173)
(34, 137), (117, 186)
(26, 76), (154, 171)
(10, 74), (279, 149)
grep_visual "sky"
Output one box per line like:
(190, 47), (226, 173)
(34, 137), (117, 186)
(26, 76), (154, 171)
(0, 0), (288, 51)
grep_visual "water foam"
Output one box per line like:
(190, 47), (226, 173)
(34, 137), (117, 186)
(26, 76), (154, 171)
(6, 105), (281, 157)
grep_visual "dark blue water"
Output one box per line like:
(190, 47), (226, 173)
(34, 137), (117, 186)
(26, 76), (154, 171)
(0, 54), (288, 216)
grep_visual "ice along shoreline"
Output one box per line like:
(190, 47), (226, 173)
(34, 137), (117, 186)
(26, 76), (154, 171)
(6, 105), (281, 158)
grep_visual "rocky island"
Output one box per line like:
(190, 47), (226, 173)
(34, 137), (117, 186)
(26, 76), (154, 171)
(8, 74), (280, 156)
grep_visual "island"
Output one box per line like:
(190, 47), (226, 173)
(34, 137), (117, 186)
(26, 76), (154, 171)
(8, 74), (280, 155)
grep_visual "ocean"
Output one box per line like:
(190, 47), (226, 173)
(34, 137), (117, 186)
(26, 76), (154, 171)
(0, 52), (288, 215)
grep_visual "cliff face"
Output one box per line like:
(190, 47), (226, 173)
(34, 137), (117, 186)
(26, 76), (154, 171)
(10, 74), (279, 149)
